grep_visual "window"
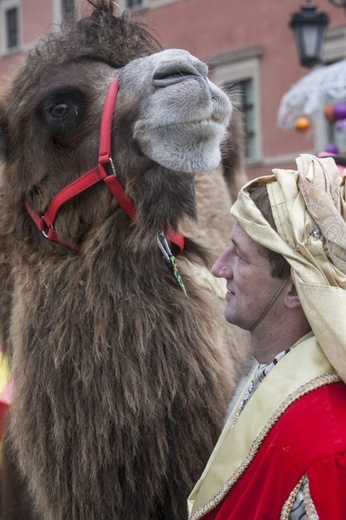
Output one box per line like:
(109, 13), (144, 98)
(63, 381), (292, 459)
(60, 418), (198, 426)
(210, 48), (263, 161)
(125, 0), (143, 7)
(5, 7), (18, 48)
(117, 0), (179, 12)
(117, 0), (147, 10)
(327, 114), (346, 154)
(53, 0), (78, 25)
(62, 0), (75, 23)
(1, 1), (20, 53)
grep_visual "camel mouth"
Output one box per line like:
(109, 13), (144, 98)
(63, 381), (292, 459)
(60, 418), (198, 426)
(133, 116), (226, 173)
(159, 119), (226, 129)
(134, 118), (227, 136)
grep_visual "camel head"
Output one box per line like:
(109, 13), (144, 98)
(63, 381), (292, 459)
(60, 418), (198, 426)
(0, 2), (232, 250)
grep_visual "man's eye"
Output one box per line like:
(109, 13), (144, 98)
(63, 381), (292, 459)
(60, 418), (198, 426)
(49, 103), (71, 118)
(236, 250), (247, 262)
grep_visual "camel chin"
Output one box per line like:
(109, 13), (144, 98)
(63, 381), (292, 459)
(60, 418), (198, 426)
(135, 121), (227, 173)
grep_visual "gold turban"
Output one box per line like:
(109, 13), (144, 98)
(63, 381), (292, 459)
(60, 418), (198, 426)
(231, 153), (346, 382)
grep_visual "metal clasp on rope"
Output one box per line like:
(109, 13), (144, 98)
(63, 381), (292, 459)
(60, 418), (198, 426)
(156, 232), (187, 295)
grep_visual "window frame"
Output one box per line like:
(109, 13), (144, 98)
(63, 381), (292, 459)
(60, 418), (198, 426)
(124, 0), (145, 9)
(53, 0), (81, 25)
(117, 0), (147, 10)
(210, 49), (263, 163)
(116, 0), (180, 12)
(61, 0), (76, 23)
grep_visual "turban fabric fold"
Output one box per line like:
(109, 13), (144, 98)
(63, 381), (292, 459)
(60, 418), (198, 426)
(231, 154), (346, 382)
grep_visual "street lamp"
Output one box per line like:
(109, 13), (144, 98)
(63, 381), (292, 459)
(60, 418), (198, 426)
(290, 1), (329, 68)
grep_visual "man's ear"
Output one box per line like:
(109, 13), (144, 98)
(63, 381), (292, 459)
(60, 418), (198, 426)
(284, 278), (301, 309)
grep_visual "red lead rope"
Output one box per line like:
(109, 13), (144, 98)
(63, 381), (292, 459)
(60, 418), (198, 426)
(25, 76), (185, 254)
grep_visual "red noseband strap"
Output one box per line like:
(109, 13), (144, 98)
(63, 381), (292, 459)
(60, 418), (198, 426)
(26, 76), (185, 254)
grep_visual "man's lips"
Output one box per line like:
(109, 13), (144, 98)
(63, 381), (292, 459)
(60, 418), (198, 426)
(226, 288), (235, 300)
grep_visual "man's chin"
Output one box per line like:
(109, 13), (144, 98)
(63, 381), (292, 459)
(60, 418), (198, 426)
(224, 311), (248, 331)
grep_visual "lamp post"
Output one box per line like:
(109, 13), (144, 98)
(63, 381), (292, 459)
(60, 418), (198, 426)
(290, 1), (329, 68)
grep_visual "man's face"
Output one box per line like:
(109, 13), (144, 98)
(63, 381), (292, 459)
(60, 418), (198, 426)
(212, 223), (285, 331)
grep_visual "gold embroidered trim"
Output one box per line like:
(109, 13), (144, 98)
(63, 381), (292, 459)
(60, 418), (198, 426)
(303, 475), (319, 519)
(280, 477), (304, 520)
(189, 372), (339, 520)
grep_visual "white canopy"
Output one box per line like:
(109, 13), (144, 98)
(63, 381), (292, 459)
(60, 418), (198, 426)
(278, 59), (346, 130)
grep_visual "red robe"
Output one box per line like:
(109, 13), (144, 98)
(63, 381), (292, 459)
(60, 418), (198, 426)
(188, 338), (346, 520)
(202, 382), (346, 519)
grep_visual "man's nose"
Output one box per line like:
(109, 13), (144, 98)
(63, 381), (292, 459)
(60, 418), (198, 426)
(211, 254), (232, 279)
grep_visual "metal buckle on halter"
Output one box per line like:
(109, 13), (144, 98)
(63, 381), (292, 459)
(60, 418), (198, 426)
(108, 157), (117, 177)
(156, 231), (172, 262)
(41, 223), (54, 239)
(156, 232), (187, 295)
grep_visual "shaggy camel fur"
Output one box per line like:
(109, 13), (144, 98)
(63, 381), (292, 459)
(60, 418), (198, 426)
(0, 2), (250, 519)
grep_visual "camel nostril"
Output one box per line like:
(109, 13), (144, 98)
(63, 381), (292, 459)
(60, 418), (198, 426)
(152, 60), (207, 87)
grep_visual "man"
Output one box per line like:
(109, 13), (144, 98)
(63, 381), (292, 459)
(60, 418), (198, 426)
(188, 154), (346, 519)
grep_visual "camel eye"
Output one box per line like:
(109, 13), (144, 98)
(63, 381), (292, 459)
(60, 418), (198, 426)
(50, 103), (71, 118)
(37, 87), (86, 138)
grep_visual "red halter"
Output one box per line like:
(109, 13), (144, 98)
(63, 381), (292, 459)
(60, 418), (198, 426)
(26, 76), (185, 254)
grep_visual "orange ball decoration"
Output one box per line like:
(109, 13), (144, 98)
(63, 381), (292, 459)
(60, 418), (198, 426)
(295, 116), (310, 132)
(324, 103), (336, 123)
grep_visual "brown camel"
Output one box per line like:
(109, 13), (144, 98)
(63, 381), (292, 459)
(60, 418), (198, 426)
(0, 2), (250, 519)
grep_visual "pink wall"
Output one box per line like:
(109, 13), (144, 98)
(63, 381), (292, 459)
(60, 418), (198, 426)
(22, 0), (53, 44)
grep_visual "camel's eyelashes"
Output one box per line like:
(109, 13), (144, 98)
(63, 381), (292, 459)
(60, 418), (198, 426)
(49, 102), (71, 119)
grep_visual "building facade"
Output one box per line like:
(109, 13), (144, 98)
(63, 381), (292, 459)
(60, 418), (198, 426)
(1, 0), (345, 180)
